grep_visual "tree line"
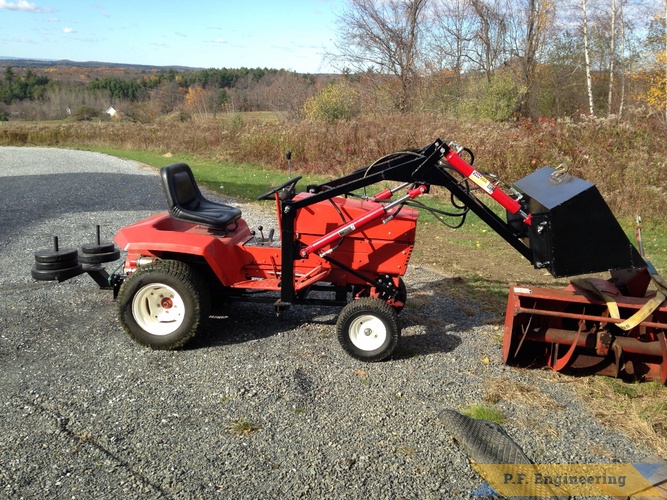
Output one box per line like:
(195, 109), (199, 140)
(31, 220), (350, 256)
(328, 0), (667, 119)
(1, 0), (665, 122)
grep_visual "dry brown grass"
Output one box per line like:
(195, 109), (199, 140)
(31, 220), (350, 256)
(1, 113), (665, 219)
(483, 376), (566, 412)
(571, 377), (667, 458)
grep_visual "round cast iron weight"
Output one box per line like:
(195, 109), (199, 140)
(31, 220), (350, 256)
(34, 258), (80, 271)
(80, 242), (116, 255)
(34, 235), (79, 264)
(78, 248), (121, 264)
(34, 247), (79, 264)
(31, 263), (83, 282)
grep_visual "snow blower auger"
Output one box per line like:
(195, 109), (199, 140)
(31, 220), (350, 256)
(31, 139), (661, 372)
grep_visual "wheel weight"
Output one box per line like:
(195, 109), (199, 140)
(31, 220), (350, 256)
(32, 236), (83, 281)
(78, 225), (121, 264)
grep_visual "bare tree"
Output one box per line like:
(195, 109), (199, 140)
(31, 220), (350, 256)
(608, 0), (617, 115)
(504, 0), (555, 118)
(582, 0), (596, 115)
(329, 0), (429, 112)
(430, 0), (476, 83)
(469, 0), (508, 82)
(618, 0), (626, 116)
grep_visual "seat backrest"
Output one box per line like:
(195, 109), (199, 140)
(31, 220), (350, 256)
(172, 171), (199, 209)
(161, 163), (201, 212)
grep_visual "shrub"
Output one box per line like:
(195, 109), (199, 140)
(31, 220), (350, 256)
(459, 73), (522, 122)
(73, 105), (99, 121)
(303, 82), (360, 123)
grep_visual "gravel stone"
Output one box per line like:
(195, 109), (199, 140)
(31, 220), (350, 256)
(0, 147), (656, 499)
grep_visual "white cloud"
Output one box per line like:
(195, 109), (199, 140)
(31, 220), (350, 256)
(211, 38), (227, 44)
(0, 0), (50, 12)
(63, 27), (75, 33)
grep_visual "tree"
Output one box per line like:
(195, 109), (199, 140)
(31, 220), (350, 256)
(582, 0), (595, 115)
(303, 81), (360, 122)
(641, 3), (667, 119)
(330, 0), (429, 112)
(469, 0), (508, 83)
(504, 0), (555, 118)
(149, 81), (183, 114)
(429, 0), (476, 84)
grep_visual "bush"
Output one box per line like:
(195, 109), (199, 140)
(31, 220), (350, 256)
(73, 105), (100, 121)
(303, 82), (360, 123)
(459, 73), (521, 122)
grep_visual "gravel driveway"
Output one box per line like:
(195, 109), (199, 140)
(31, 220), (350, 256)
(0, 147), (656, 498)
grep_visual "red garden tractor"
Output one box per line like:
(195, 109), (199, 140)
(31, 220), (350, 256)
(32, 139), (667, 381)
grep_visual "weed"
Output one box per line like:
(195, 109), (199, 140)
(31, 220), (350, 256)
(229, 417), (261, 436)
(574, 377), (667, 457)
(353, 368), (370, 385)
(462, 404), (505, 425)
(2, 115), (665, 226)
(483, 377), (565, 411)
(397, 445), (417, 456)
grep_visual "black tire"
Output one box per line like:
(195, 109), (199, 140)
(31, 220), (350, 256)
(116, 260), (210, 350)
(336, 297), (400, 362)
(438, 409), (533, 464)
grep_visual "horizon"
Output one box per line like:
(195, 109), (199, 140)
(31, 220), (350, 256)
(0, 0), (342, 74)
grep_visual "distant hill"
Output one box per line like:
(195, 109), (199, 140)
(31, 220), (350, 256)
(0, 56), (201, 72)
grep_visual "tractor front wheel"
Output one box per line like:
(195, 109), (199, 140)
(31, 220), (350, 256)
(336, 297), (399, 362)
(117, 260), (210, 350)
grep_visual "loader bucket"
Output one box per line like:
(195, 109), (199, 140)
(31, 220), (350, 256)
(508, 167), (644, 278)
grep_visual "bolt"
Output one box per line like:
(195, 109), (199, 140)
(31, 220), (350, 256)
(364, 328), (372, 336)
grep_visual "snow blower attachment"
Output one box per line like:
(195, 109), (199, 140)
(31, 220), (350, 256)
(502, 168), (666, 383)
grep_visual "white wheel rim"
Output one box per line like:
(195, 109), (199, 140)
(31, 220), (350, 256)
(348, 314), (387, 351)
(132, 283), (186, 336)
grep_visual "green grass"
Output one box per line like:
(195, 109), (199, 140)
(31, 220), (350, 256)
(228, 417), (262, 436)
(461, 404), (505, 425)
(82, 147), (328, 201)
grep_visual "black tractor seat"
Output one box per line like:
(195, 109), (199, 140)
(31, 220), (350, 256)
(160, 163), (242, 230)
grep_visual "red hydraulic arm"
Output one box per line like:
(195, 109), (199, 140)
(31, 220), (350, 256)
(444, 143), (532, 225)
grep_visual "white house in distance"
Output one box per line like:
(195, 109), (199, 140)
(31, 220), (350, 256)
(105, 106), (117, 118)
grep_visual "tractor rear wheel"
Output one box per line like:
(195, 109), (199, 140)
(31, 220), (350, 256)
(336, 297), (399, 362)
(117, 260), (210, 350)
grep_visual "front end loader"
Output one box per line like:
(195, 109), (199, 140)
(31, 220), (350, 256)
(31, 139), (666, 381)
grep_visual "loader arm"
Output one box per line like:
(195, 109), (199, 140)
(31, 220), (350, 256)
(277, 139), (535, 307)
(278, 138), (644, 308)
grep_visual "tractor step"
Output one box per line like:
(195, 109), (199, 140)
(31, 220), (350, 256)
(231, 267), (331, 292)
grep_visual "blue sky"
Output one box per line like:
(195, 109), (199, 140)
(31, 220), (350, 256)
(0, 0), (343, 73)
